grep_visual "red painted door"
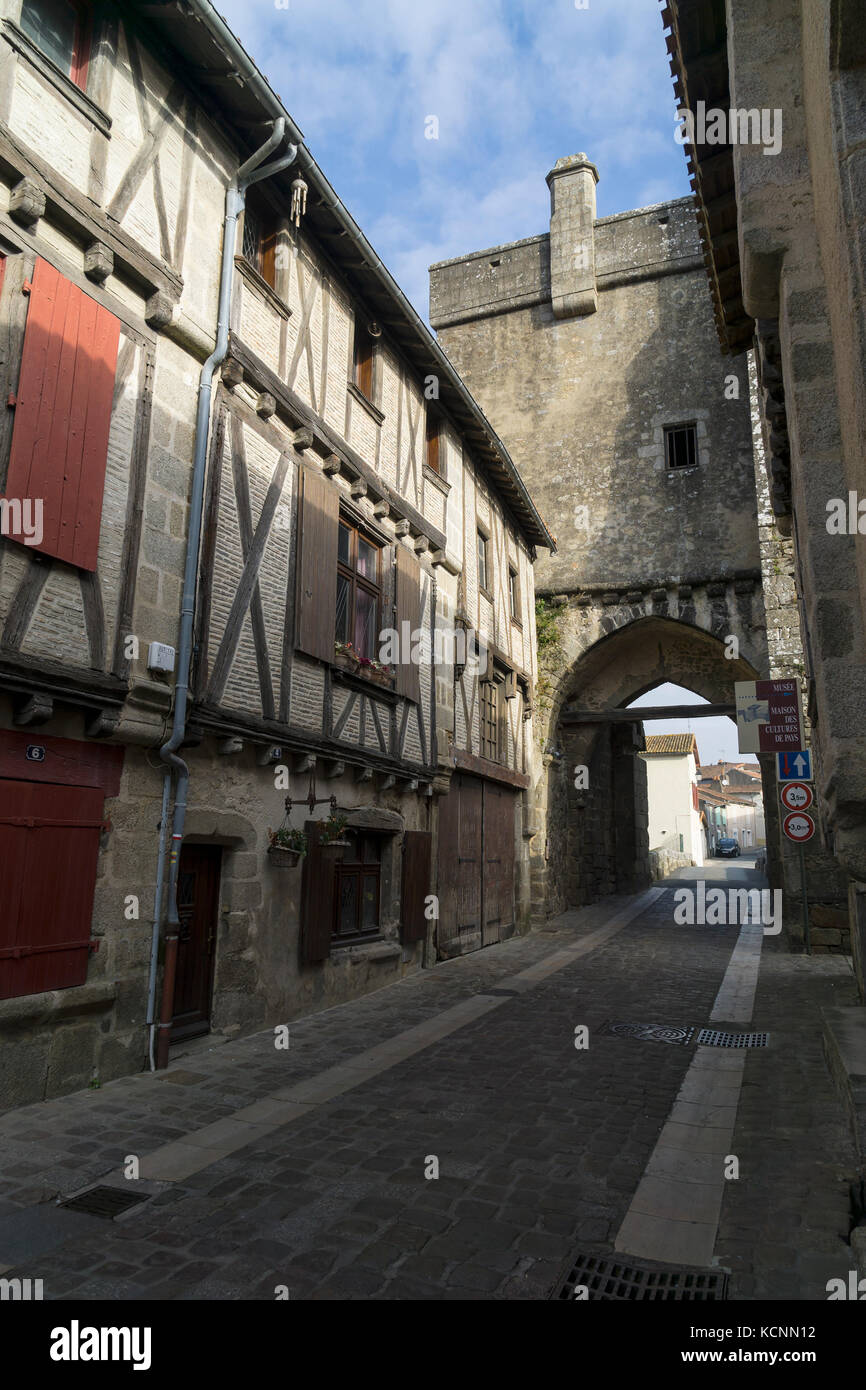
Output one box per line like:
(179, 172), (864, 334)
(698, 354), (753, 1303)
(0, 779), (103, 999)
(171, 844), (221, 1041)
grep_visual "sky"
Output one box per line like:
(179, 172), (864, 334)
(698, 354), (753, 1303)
(215, 0), (691, 317)
(629, 683), (759, 769)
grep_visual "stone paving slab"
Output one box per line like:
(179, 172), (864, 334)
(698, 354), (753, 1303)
(0, 869), (860, 1301)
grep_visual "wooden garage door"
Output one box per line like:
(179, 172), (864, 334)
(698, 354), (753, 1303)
(437, 774), (515, 953)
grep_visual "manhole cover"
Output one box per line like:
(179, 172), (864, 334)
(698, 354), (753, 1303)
(554, 1252), (728, 1300)
(59, 1187), (150, 1220)
(697, 1029), (769, 1048)
(599, 1020), (694, 1045)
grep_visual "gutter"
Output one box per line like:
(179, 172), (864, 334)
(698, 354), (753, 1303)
(146, 115), (298, 1070)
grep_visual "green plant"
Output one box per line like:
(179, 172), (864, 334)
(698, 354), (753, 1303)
(319, 812), (348, 844)
(535, 597), (562, 657)
(268, 825), (307, 853)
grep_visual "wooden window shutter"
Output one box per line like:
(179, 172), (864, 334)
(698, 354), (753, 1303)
(298, 820), (337, 965)
(296, 463), (340, 662)
(394, 542), (422, 703)
(4, 258), (120, 571)
(400, 829), (432, 944)
(0, 779), (103, 1000)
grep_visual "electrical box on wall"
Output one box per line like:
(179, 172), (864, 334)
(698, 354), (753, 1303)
(147, 642), (176, 674)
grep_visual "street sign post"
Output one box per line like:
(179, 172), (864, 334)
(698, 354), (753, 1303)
(735, 679), (804, 753)
(777, 749), (813, 782)
(779, 781), (814, 813)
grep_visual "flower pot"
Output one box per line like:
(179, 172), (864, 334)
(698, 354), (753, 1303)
(333, 651), (359, 674)
(319, 838), (350, 856)
(267, 844), (304, 868)
(359, 665), (392, 687)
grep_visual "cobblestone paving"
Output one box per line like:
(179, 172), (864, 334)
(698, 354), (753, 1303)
(0, 864), (859, 1300)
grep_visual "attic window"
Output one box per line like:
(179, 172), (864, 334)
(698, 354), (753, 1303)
(664, 423), (698, 470)
(489, 258), (501, 267)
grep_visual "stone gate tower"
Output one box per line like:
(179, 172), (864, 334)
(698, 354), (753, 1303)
(429, 155), (773, 915)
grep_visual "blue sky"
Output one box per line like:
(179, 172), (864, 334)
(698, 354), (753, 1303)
(216, 0), (691, 317)
(630, 684), (758, 768)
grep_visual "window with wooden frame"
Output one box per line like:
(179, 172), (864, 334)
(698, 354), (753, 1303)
(336, 516), (381, 660)
(333, 832), (382, 943)
(480, 678), (500, 762)
(425, 407), (443, 476)
(664, 422), (698, 470)
(241, 195), (278, 289)
(353, 320), (375, 401)
(19, 0), (91, 89)
(508, 564), (521, 623)
(477, 527), (490, 593)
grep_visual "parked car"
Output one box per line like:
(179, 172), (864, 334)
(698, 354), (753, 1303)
(716, 837), (741, 857)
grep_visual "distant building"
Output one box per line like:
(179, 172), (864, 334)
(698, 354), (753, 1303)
(698, 763), (766, 849)
(640, 734), (704, 866)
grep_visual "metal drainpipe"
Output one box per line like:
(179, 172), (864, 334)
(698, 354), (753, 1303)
(148, 118), (298, 1070)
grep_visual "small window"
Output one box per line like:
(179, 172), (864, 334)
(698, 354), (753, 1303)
(333, 832), (382, 942)
(481, 679), (499, 761)
(335, 517), (381, 660)
(426, 409), (442, 476)
(508, 565), (521, 622)
(20, 0), (90, 89)
(664, 423), (698, 470)
(477, 529), (489, 592)
(241, 197), (278, 289)
(353, 320), (375, 401)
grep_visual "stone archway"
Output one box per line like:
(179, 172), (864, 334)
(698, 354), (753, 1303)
(531, 597), (768, 918)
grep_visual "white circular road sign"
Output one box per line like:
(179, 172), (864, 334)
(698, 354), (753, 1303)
(783, 810), (816, 843)
(780, 781), (814, 813)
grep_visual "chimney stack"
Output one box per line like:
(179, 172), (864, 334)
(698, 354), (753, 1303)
(546, 153), (599, 318)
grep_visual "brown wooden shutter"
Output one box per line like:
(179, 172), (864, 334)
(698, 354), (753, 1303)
(401, 829), (432, 944)
(0, 779), (103, 999)
(298, 819), (337, 964)
(4, 258), (120, 571)
(296, 464), (339, 662)
(395, 542), (422, 703)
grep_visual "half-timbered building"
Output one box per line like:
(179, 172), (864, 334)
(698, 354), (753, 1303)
(0, 0), (552, 1106)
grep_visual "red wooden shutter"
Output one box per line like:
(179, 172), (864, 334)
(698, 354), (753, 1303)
(296, 464), (339, 662)
(0, 779), (103, 999)
(4, 258), (120, 571)
(298, 820), (337, 964)
(395, 542), (422, 703)
(401, 829), (432, 944)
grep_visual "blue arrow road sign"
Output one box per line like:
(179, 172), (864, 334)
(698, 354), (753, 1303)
(777, 749), (813, 782)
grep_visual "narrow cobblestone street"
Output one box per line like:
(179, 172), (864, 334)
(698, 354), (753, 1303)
(0, 859), (858, 1301)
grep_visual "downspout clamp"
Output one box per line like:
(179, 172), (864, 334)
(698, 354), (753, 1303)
(148, 117), (297, 1069)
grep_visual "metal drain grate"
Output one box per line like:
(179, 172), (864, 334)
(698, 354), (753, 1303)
(59, 1186), (150, 1220)
(599, 1020), (695, 1046)
(555, 1252), (728, 1300)
(697, 1029), (769, 1048)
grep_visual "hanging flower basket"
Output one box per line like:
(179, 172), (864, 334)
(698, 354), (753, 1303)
(268, 844), (303, 868)
(318, 812), (350, 853)
(267, 824), (307, 868)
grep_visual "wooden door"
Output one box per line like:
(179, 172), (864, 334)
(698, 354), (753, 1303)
(482, 782), (515, 946)
(437, 773), (483, 950)
(171, 844), (221, 1041)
